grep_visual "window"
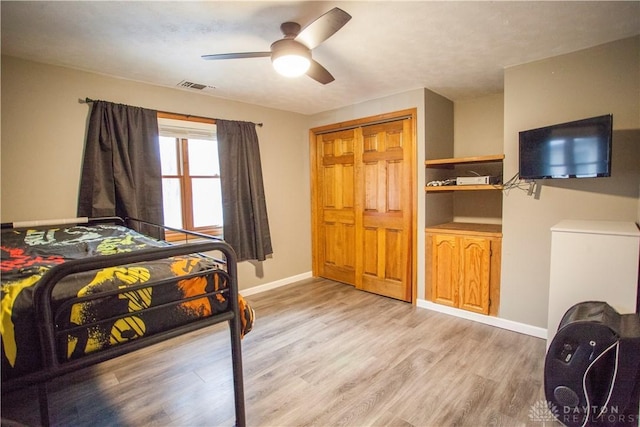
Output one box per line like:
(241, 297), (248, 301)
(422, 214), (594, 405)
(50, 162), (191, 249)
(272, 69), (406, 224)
(158, 116), (222, 240)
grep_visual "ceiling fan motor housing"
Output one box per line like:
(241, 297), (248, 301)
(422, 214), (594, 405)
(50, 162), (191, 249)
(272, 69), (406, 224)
(280, 21), (302, 38)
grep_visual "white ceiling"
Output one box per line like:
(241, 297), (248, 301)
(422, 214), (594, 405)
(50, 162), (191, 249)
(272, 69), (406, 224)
(2, 1), (639, 115)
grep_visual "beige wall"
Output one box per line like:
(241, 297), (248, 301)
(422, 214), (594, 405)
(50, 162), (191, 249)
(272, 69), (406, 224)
(1, 55), (312, 290)
(424, 91), (455, 228)
(452, 94), (504, 224)
(501, 36), (640, 328)
(454, 93), (504, 158)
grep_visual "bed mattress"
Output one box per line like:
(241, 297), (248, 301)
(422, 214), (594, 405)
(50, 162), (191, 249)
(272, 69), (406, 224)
(1, 224), (253, 381)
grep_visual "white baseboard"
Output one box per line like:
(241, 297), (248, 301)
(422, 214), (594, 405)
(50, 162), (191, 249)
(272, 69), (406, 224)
(240, 271), (313, 297)
(416, 299), (547, 339)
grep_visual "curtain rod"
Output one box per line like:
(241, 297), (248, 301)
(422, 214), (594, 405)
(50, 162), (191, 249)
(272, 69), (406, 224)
(81, 97), (263, 127)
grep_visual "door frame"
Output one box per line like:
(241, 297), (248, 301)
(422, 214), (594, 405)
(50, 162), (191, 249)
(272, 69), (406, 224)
(309, 108), (418, 304)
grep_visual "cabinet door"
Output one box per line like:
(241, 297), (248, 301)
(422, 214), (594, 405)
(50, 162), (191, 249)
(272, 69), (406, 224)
(429, 234), (458, 308)
(458, 236), (491, 314)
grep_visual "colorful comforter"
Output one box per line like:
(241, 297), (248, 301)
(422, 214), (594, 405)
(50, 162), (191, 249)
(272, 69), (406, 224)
(1, 224), (253, 381)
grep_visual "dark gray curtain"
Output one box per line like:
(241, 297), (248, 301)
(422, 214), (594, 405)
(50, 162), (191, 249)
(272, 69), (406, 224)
(77, 100), (164, 239)
(217, 120), (273, 262)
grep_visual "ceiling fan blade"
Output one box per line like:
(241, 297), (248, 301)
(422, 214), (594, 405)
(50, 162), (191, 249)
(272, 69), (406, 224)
(306, 60), (335, 85)
(295, 7), (352, 49)
(201, 52), (271, 60)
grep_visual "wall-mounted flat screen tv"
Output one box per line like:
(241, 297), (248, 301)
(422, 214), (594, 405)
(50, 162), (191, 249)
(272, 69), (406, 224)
(519, 114), (612, 180)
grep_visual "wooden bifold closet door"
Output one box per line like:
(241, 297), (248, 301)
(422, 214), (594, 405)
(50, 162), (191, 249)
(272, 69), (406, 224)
(311, 111), (415, 302)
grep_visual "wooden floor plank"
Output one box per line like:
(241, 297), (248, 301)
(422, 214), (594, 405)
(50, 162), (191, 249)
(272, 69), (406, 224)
(1, 278), (547, 426)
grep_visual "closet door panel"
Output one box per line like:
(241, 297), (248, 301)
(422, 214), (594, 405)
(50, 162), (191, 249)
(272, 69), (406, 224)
(315, 130), (356, 285)
(356, 119), (412, 302)
(342, 165), (354, 208)
(322, 166), (336, 207)
(362, 227), (378, 276)
(387, 160), (402, 212)
(384, 228), (403, 281)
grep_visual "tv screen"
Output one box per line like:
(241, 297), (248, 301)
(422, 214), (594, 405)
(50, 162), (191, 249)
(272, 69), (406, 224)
(519, 114), (612, 180)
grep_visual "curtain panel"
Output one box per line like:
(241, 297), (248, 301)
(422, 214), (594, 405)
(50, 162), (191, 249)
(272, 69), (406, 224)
(77, 101), (164, 239)
(217, 120), (273, 262)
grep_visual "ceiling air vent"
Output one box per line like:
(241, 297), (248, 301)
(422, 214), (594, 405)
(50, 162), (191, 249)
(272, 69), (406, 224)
(177, 80), (215, 91)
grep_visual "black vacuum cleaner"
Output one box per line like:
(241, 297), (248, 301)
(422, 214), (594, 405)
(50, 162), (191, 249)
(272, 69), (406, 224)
(545, 301), (640, 427)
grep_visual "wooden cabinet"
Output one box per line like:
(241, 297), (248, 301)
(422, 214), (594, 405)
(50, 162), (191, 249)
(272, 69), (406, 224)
(425, 223), (501, 315)
(424, 154), (504, 315)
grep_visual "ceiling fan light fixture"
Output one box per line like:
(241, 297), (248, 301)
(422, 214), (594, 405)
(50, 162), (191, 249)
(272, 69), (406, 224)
(271, 39), (311, 78)
(273, 54), (311, 77)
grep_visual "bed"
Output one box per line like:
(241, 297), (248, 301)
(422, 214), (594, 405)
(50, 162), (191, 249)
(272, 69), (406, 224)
(1, 217), (253, 427)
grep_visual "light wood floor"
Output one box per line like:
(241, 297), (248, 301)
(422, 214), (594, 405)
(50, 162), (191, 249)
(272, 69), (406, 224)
(2, 278), (547, 426)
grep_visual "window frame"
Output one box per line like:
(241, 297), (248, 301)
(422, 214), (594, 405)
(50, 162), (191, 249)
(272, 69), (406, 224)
(157, 112), (223, 242)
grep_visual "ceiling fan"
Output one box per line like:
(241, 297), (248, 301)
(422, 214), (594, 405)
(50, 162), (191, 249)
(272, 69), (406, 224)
(201, 7), (351, 84)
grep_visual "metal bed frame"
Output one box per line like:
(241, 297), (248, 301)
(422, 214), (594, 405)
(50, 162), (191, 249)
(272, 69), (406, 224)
(1, 217), (246, 427)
